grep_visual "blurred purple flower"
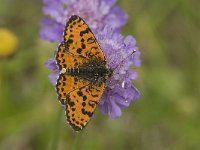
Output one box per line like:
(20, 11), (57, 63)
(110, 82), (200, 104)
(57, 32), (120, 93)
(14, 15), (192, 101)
(45, 58), (59, 86)
(45, 58), (57, 70)
(40, 0), (128, 42)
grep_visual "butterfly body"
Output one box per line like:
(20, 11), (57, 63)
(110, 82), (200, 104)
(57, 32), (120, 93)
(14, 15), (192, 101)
(76, 59), (111, 82)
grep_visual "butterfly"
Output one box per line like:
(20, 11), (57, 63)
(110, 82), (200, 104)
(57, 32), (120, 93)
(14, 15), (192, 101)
(55, 15), (113, 131)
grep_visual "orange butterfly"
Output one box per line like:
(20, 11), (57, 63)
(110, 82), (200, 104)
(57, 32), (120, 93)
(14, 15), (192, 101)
(56, 15), (112, 131)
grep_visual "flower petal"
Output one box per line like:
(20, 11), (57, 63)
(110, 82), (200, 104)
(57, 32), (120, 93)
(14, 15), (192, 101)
(132, 47), (141, 66)
(108, 98), (122, 118)
(45, 58), (58, 70)
(104, 6), (128, 29)
(48, 71), (59, 86)
(40, 17), (63, 42)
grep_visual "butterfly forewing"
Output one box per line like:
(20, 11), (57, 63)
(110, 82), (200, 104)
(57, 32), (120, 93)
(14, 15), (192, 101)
(63, 15), (105, 60)
(56, 42), (85, 70)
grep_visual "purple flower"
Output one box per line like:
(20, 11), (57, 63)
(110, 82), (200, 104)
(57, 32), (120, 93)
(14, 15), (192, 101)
(42, 0), (140, 118)
(40, 0), (128, 42)
(45, 25), (140, 118)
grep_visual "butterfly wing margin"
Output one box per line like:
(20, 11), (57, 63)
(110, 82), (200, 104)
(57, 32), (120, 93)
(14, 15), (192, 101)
(63, 15), (105, 61)
(65, 83), (105, 131)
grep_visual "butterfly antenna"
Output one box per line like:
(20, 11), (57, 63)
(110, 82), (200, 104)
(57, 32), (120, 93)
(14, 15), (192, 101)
(112, 49), (136, 72)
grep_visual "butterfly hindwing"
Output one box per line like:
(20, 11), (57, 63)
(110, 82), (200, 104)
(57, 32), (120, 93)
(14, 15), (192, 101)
(65, 83), (105, 131)
(56, 73), (90, 104)
(63, 15), (105, 61)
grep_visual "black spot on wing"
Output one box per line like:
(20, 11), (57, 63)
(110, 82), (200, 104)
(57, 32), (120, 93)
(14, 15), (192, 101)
(81, 43), (86, 49)
(80, 28), (89, 36)
(67, 39), (73, 44)
(83, 95), (87, 101)
(77, 91), (83, 96)
(87, 37), (95, 44)
(76, 48), (82, 54)
(81, 108), (93, 117)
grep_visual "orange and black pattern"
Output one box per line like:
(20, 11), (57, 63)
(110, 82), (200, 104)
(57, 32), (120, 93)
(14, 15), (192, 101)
(63, 15), (105, 60)
(56, 15), (112, 131)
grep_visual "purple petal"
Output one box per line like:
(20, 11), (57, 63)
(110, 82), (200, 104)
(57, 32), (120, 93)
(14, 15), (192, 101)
(124, 35), (136, 54)
(99, 0), (116, 15)
(48, 71), (59, 86)
(43, 1), (65, 21)
(40, 17), (63, 42)
(104, 6), (128, 29)
(114, 93), (130, 107)
(45, 58), (58, 70)
(128, 70), (138, 80)
(132, 47), (141, 66)
(98, 91), (109, 113)
(99, 94), (122, 118)
(108, 99), (122, 118)
(123, 84), (140, 101)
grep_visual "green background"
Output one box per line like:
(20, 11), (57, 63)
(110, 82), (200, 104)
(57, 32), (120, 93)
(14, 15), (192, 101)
(0, 0), (200, 149)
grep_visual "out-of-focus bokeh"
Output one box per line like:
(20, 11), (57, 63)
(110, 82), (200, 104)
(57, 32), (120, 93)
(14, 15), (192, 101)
(0, 0), (200, 149)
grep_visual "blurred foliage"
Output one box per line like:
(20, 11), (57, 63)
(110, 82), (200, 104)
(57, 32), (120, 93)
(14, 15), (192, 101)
(0, 0), (200, 150)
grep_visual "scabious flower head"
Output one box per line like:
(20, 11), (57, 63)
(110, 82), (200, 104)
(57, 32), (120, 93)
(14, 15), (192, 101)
(42, 0), (140, 118)
(96, 26), (140, 118)
(40, 0), (128, 42)
(45, 26), (140, 118)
